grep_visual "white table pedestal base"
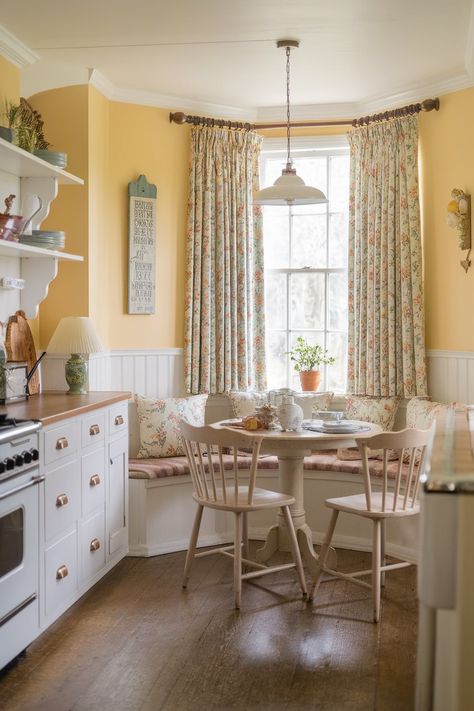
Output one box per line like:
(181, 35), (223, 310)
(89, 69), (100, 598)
(255, 453), (336, 577)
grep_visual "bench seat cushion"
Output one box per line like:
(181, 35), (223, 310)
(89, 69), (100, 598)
(129, 451), (414, 481)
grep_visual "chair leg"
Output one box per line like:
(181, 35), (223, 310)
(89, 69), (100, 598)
(381, 519), (386, 587)
(182, 504), (204, 588)
(372, 519), (382, 622)
(281, 506), (307, 598)
(234, 512), (243, 609)
(242, 512), (249, 562)
(309, 508), (339, 600)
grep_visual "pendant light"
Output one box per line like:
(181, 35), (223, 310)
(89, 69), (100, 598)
(254, 40), (327, 206)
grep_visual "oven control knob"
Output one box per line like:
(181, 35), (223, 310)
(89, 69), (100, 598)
(5, 457), (15, 470)
(30, 448), (39, 461)
(14, 454), (24, 467)
(22, 450), (33, 464)
(0, 461), (5, 473)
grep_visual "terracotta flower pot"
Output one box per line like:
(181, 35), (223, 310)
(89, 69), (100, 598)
(299, 370), (321, 392)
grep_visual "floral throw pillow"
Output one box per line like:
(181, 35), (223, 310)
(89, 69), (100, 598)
(136, 394), (207, 458)
(403, 397), (448, 464)
(337, 396), (400, 461)
(228, 391), (268, 418)
(406, 397), (447, 430)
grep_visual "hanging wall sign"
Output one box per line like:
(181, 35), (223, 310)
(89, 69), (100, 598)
(128, 174), (157, 314)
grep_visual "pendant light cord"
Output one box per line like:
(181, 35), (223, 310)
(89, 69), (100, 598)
(286, 46), (291, 168)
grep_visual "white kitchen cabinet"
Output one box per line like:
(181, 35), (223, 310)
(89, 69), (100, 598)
(0, 136), (84, 322)
(38, 398), (129, 628)
(108, 434), (128, 558)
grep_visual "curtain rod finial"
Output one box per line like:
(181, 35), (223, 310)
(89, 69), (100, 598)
(170, 111), (187, 125)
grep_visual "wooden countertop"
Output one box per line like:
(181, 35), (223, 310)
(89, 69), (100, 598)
(7, 391), (131, 426)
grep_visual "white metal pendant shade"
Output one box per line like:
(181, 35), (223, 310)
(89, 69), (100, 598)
(254, 165), (327, 205)
(254, 40), (328, 206)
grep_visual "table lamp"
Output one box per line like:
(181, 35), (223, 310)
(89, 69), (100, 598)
(47, 316), (105, 394)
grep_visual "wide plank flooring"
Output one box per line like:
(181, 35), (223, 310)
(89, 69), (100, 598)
(0, 546), (418, 711)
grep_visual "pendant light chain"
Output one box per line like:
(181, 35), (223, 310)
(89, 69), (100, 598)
(286, 45), (291, 168)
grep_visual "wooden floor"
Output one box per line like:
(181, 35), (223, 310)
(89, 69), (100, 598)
(0, 545), (418, 711)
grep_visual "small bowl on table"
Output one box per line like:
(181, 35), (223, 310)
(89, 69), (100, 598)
(313, 410), (345, 422)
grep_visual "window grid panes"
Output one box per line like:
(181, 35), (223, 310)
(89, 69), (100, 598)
(262, 144), (349, 392)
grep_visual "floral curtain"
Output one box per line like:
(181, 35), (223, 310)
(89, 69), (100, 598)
(184, 126), (266, 394)
(347, 115), (427, 397)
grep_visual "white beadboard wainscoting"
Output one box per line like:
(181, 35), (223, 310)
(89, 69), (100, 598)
(41, 348), (185, 397)
(427, 350), (474, 404)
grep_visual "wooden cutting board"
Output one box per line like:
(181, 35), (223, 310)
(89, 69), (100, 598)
(5, 310), (40, 394)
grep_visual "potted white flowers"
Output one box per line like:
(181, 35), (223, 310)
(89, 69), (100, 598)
(288, 336), (335, 391)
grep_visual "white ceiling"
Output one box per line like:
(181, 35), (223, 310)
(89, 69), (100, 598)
(1, 0), (474, 119)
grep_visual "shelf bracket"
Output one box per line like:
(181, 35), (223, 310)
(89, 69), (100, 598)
(20, 177), (58, 231)
(20, 257), (58, 318)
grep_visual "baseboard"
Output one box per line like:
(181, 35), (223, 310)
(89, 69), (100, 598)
(128, 531), (234, 557)
(128, 526), (417, 564)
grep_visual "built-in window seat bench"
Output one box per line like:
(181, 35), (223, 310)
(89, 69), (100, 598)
(127, 395), (422, 561)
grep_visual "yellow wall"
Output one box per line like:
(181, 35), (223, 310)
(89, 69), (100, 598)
(28, 86), (89, 347)
(106, 104), (189, 348)
(88, 86), (111, 345)
(29, 88), (189, 350)
(0, 54), (20, 104)
(419, 88), (474, 351)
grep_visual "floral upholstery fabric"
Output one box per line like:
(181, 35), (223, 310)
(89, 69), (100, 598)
(184, 126), (266, 394)
(135, 394), (207, 459)
(406, 397), (447, 429)
(228, 390), (269, 418)
(347, 116), (427, 398)
(337, 395), (400, 460)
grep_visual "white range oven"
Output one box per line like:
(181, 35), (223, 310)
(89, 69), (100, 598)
(0, 417), (42, 670)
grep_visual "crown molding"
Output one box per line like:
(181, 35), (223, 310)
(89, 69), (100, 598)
(0, 25), (38, 68)
(88, 69), (257, 120)
(361, 72), (474, 113)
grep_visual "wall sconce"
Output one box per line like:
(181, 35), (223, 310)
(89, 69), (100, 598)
(447, 188), (471, 272)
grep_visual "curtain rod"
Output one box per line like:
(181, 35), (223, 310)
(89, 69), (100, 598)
(169, 97), (440, 131)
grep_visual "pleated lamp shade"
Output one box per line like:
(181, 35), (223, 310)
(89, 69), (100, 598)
(47, 317), (105, 355)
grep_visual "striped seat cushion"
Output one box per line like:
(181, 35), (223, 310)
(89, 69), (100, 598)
(128, 451), (415, 481)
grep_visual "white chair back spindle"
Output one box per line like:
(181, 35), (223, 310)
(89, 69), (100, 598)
(180, 420), (263, 506)
(356, 426), (435, 513)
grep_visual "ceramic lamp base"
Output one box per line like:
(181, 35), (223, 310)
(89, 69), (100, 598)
(65, 353), (88, 394)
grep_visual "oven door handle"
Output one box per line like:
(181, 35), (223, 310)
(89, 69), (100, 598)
(0, 475), (45, 501)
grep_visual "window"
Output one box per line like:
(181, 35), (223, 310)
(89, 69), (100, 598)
(262, 136), (350, 392)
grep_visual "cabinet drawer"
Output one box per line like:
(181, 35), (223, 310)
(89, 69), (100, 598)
(109, 402), (128, 437)
(44, 459), (80, 543)
(44, 421), (79, 465)
(82, 410), (106, 449)
(81, 447), (105, 517)
(80, 510), (106, 583)
(44, 529), (78, 619)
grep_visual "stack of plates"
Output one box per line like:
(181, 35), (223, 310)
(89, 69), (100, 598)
(320, 420), (369, 434)
(303, 420), (371, 434)
(20, 230), (66, 251)
(34, 149), (68, 169)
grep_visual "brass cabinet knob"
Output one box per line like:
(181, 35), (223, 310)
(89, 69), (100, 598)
(89, 424), (100, 436)
(56, 493), (69, 508)
(56, 437), (69, 450)
(89, 474), (101, 487)
(90, 538), (101, 552)
(56, 564), (68, 580)
(114, 415), (124, 426)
